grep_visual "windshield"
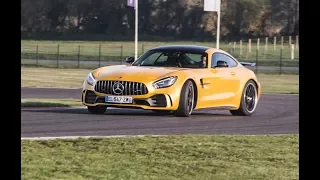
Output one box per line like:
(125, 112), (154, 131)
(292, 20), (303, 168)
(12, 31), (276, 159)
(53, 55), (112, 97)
(132, 50), (208, 68)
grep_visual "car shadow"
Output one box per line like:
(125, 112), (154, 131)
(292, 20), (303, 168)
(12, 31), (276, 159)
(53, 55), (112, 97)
(21, 108), (233, 117)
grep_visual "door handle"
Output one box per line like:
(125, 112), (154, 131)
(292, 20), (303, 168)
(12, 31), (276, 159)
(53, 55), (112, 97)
(230, 72), (236, 75)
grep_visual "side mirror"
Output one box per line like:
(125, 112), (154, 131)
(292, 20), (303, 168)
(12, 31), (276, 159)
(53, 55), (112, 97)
(215, 60), (228, 68)
(125, 56), (134, 64)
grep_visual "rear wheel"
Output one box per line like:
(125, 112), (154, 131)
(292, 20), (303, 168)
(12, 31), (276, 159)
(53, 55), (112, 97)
(173, 80), (195, 117)
(87, 105), (107, 114)
(230, 80), (258, 116)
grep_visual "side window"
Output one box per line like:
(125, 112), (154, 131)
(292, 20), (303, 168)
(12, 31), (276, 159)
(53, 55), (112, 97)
(225, 55), (238, 67)
(211, 53), (238, 68)
(211, 53), (222, 68)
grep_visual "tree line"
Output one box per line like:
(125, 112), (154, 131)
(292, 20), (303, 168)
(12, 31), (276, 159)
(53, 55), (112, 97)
(21, 0), (299, 41)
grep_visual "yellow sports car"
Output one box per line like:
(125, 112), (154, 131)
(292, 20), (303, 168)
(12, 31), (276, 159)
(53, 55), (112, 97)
(82, 45), (261, 117)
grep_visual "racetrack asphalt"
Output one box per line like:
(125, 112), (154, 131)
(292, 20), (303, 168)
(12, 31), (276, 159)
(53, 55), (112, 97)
(21, 87), (299, 137)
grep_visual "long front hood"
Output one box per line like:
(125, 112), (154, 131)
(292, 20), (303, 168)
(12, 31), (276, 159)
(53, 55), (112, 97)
(95, 65), (186, 81)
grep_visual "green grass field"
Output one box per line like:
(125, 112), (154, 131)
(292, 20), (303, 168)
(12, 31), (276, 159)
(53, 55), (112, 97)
(21, 40), (299, 67)
(22, 134), (298, 180)
(21, 67), (299, 94)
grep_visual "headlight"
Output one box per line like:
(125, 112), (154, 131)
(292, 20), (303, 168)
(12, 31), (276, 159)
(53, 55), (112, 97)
(87, 72), (95, 86)
(153, 76), (177, 89)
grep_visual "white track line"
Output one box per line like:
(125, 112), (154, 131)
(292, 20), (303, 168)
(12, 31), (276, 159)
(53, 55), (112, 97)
(21, 134), (294, 140)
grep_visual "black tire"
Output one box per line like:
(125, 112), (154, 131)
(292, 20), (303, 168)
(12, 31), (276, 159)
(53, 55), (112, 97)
(230, 80), (258, 116)
(173, 80), (195, 117)
(87, 105), (107, 114)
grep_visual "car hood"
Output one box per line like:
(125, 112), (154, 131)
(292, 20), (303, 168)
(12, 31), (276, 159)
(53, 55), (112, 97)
(95, 65), (187, 81)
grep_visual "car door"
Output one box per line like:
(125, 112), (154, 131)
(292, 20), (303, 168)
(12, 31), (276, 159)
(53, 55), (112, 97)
(217, 53), (242, 105)
(197, 53), (226, 108)
(198, 52), (240, 108)
(222, 53), (242, 100)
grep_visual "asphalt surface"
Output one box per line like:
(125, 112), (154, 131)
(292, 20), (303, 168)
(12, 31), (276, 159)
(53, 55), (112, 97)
(21, 87), (299, 137)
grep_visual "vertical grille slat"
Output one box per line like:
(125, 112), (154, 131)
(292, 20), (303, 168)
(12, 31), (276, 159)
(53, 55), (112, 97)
(125, 81), (128, 95)
(139, 83), (142, 95)
(136, 82), (139, 95)
(130, 82), (133, 95)
(132, 82), (135, 95)
(109, 81), (113, 94)
(103, 81), (105, 94)
(107, 81), (110, 94)
(121, 81), (124, 95)
(94, 80), (148, 95)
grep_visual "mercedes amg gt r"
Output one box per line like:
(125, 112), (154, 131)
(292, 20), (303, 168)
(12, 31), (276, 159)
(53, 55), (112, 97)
(82, 45), (261, 117)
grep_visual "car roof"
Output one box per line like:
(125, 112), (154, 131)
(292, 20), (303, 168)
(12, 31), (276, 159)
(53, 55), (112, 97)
(150, 45), (212, 53)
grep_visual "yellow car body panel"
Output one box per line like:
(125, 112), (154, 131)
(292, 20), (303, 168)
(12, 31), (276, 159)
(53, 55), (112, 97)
(82, 46), (261, 112)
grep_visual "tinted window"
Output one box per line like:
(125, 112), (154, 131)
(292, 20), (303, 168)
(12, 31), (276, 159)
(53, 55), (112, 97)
(224, 55), (238, 67)
(211, 53), (238, 68)
(132, 50), (208, 68)
(211, 53), (223, 68)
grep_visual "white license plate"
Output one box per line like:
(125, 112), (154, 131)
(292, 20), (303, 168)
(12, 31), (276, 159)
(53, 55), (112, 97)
(105, 96), (133, 104)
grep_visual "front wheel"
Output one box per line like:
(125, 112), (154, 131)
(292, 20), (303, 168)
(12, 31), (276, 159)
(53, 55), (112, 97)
(87, 105), (107, 114)
(230, 80), (258, 116)
(173, 80), (195, 117)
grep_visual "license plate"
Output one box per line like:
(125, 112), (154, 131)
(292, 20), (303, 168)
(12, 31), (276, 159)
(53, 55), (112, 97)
(105, 96), (133, 104)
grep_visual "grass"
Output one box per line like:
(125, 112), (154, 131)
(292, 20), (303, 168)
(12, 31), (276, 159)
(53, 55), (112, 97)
(21, 98), (82, 107)
(21, 40), (299, 65)
(256, 74), (299, 94)
(21, 67), (299, 94)
(22, 134), (298, 180)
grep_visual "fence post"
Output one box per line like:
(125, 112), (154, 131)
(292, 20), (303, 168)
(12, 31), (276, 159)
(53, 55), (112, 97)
(255, 48), (258, 74)
(233, 42), (236, 53)
(36, 45), (39, 67)
(98, 44), (101, 67)
(246, 43), (249, 59)
(264, 37), (268, 58)
(273, 37), (276, 51)
(142, 44), (144, 55)
(289, 36), (292, 47)
(57, 44), (60, 68)
(77, 45), (80, 68)
(291, 44), (295, 60)
(296, 35), (299, 51)
(248, 39), (251, 53)
(239, 40), (242, 56)
(257, 38), (260, 50)
(281, 36), (284, 49)
(120, 45), (123, 65)
(280, 48), (283, 74)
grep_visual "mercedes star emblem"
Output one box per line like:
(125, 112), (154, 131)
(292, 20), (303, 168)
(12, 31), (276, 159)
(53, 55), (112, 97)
(112, 82), (125, 95)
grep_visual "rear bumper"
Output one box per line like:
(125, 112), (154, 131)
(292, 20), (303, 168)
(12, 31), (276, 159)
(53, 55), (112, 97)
(82, 90), (177, 110)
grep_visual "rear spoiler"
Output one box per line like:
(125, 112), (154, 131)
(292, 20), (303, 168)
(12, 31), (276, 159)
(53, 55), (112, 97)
(240, 62), (256, 67)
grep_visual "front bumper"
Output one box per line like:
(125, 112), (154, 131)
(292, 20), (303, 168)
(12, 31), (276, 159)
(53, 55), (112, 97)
(82, 89), (178, 110)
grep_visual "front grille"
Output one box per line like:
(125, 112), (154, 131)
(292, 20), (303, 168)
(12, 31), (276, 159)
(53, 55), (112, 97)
(94, 81), (148, 95)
